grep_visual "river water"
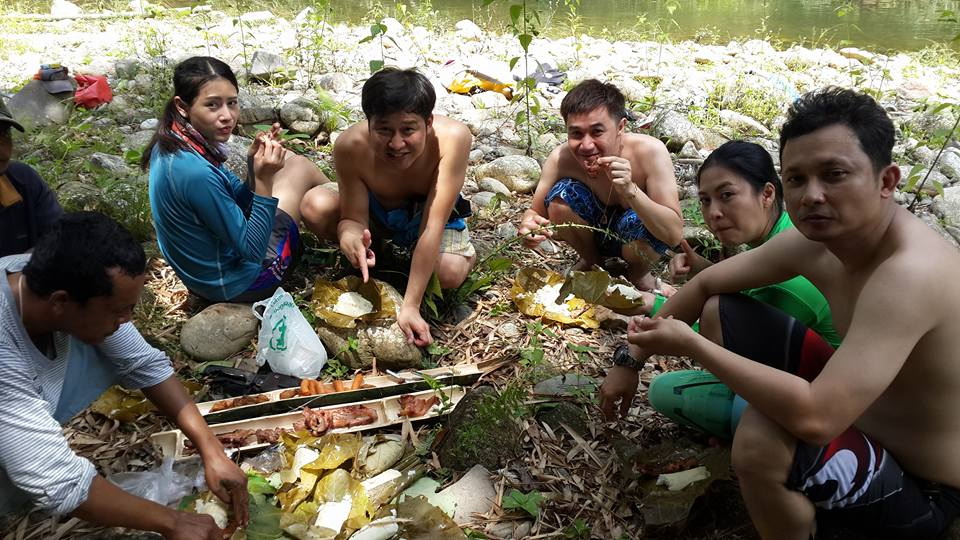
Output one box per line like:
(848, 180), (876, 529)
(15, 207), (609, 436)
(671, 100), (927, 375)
(19, 0), (960, 51)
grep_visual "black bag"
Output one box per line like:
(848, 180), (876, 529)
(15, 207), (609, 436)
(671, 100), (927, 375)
(203, 365), (301, 397)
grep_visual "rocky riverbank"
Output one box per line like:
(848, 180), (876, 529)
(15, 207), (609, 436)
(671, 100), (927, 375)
(2, 3), (960, 241)
(4, 5), (960, 539)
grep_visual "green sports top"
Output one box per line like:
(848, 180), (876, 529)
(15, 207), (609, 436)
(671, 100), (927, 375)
(651, 211), (841, 348)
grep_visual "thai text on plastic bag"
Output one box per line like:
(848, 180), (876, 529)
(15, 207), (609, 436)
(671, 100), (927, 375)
(252, 287), (327, 379)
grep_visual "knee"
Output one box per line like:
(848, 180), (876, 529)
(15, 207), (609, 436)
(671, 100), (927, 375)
(300, 188), (339, 227)
(436, 255), (474, 289)
(731, 410), (793, 483)
(621, 239), (657, 266)
(545, 200), (578, 224)
(699, 294), (723, 345)
(286, 154), (329, 184)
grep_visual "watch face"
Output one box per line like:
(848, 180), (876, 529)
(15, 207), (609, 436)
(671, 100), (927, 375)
(613, 344), (640, 369)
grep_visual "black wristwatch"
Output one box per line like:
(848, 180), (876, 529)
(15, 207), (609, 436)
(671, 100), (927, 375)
(612, 344), (643, 370)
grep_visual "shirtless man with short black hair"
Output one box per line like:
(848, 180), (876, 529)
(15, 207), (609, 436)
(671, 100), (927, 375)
(624, 87), (960, 539)
(302, 67), (475, 347)
(518, 79), (682, 291)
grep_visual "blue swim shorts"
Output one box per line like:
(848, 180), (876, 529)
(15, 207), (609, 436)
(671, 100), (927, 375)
(544, 177), (672, 256)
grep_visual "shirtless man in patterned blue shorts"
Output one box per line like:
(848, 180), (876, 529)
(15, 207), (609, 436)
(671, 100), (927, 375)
(628, 87), (960, 539)
(517, 79), (683, 292)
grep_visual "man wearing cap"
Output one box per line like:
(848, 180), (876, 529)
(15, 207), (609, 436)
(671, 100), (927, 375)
(0, 96), (63, 257)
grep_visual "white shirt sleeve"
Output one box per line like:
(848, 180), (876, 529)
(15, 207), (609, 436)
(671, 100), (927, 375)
(96, 323), (174, 390)
(0, 344), (97, 514)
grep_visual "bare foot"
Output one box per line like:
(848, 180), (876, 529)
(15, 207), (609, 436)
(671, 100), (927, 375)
(657, 280), (678, 297)
(629, 272), (677, 297)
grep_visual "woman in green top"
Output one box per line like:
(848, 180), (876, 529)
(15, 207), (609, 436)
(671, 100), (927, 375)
(599, 140), (839, 437)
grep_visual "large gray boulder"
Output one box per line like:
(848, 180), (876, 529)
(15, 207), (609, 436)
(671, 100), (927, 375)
(238, 92), (278, 125)
(239, 106), (278, 126)
(180, 303), (260, 361)
(719, 110), (771, 136)
(317, 73), (354, 93)
(249, 50), (285, 81)
(50, 0), (82, 17)
(58, 181), (106, 212)
(90, 152), (131, 175)
(222, 135), (254, 182)
(474, 155), (540, 193)
(279, 96), (340, 136)
(454, 19), (484, 41)
(313, 282), (422, 371)
(7, 81), (74, 129)
(941, 186), (960, 228)
(114, 58), (144, 80)
(469, 191), (499, 211)
(938, 148), (960, 182)
(477, 177), (512, 198)
(650, 109), (706, 152)
(123, 130), (155, 151)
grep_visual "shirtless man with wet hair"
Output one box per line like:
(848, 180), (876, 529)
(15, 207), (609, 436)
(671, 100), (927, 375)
(518, 79), (682, 291)
(301, 67), (475, 347)
(625, 87), (960, 539)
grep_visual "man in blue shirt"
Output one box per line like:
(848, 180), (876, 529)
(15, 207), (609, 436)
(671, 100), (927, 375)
(0, 96), (62, 257)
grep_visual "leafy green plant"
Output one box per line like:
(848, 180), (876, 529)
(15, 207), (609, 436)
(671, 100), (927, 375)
(359, 20), (393, 74)
(420, 371), (454, 414)
(699, 75), (784, 129)
(394, 0), (442, 32)
(832, 0), (862, 46)
(502, 488), (545, 518)
(906, 102), (960, 213)
(681, 200), (723, 261)
(566, 342), (595, 368)
(422, 255), (513, 323)
(487, 301), (513, 317)
(447, 381), (529, 465)
(940, 9), (960, 42)
(192, 6), (221, 58)
(226, 0), (255, 73)
(322, 356), (350, 379)
(519, 332), (545, 368)
(483, 0), (546, 154)
(425, 342), (452, 358)
(563, 517), (591, 539)
(295, 0), (334, 75)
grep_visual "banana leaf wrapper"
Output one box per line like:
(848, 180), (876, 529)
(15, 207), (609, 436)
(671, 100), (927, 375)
(509, 268), (598, 328)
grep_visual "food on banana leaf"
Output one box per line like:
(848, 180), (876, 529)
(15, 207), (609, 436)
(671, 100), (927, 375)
(331, 292), (375, 318)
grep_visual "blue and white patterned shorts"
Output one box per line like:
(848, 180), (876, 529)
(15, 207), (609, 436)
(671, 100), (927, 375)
(545, 177), (672, 256)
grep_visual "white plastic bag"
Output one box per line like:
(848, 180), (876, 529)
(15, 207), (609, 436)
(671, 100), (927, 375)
(252, 287), (327, 379)
(108, 457), (195, 506)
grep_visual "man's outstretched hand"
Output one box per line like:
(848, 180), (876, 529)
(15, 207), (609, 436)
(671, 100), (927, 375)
(627, 316), (698, 357)
(341, 228), (377, 282)
(518, 213), (552, 249)
(599, 364), (641, 420)
(203, 453), (248, 529)
(399, 305), (432, 346)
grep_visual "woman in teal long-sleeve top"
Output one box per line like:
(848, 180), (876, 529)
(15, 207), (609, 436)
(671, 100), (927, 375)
(142, 56), (330, 302)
